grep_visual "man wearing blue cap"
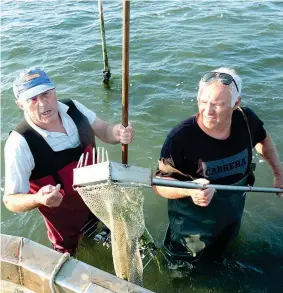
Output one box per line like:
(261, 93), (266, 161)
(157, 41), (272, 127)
(3, 67), (134, 255)
(154, 67), (283, 269)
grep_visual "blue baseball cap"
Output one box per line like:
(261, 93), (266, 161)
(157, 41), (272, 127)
(13, 67), (55, 101)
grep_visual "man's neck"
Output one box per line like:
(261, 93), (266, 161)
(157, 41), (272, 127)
(197, 116), (232, 140)
(30, 114), (66, 133)
(44, 120), (66, 133)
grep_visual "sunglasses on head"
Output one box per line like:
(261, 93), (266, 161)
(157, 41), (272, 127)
(201, 72), (239, 93)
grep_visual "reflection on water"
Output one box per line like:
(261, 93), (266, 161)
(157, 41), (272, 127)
(1, 1), (283, 292)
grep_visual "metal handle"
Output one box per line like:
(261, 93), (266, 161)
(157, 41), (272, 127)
(152, 178), (283, 193)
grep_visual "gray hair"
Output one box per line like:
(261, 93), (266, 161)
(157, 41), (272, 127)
(197, 67), (242, 107)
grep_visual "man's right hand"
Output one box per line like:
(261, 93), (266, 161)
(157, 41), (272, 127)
(189, 178), (215, 207)
(37, 184), (63, 208)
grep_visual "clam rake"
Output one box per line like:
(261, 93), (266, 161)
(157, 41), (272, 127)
(73, 147), (283, 194)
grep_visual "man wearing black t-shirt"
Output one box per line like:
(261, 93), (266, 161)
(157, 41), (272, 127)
(154, 67), (283, 267)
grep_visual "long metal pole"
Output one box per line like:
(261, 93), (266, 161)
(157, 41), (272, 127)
(152, 178), (283, 194)
(122, 0), (130, 164)
(98, 0), (111, 84)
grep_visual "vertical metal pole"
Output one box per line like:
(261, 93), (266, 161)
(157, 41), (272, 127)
(122, 0), (130, 164)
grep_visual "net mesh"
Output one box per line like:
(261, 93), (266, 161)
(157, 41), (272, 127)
(75, 183), (145, 285)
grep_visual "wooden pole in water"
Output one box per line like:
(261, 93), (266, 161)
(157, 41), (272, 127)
(98, 0), (111, 84)
(122, 0), (130, 164)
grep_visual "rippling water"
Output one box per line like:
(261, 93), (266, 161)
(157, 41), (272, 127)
(1, 1), (283, 292)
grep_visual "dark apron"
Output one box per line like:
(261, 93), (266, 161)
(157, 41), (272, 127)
(164, 175), (248, 260)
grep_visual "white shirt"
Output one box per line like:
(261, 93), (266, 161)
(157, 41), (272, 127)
(4, 100), (96, 196)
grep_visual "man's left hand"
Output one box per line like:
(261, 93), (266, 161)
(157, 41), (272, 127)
(273, 173), (283, 198)
(113, 123), (134, 144)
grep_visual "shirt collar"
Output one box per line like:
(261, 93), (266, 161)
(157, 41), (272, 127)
(24, 101), (69, 137)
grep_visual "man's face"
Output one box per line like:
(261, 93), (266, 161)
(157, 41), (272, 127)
(16, 89), (59, 127)
(198, 83), (234, 130)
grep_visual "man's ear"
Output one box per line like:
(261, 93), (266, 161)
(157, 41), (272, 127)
(233, 97), (241, 109)
(15, 100), (24, 110)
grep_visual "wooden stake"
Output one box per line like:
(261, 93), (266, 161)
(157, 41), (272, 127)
(98, 0), (111, 84)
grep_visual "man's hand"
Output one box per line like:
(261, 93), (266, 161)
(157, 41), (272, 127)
(273, 172), (283, 198)
(37, 184), (63, 207)
(113, 123), (134, 144)
(189, 178), (216, 207)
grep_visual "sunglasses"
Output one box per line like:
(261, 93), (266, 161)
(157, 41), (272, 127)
(201, 72), (239, 93)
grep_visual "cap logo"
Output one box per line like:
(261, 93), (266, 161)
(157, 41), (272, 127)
(23, 73), (41, 82)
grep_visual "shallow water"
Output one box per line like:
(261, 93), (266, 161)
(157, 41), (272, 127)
(1, 1), (283, 292)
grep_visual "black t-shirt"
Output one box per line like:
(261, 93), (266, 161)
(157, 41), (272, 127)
(157, 107), (267, 185)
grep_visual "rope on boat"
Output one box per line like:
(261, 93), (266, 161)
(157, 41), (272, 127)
(49, 252), (70, 293)
(18, 237), (24, 286)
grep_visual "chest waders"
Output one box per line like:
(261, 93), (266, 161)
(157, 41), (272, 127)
(164, 175), (248, 262)
(14, 100), (97, 255)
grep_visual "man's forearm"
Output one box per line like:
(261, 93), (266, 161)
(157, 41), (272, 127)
(153, 177), (192, 199)
(104, 123), (119, 144)
(92, 118), (119, 144)
(153, 185), (191, 199)
(255, 135), (283, 175)
(3, 193), (41, 213)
